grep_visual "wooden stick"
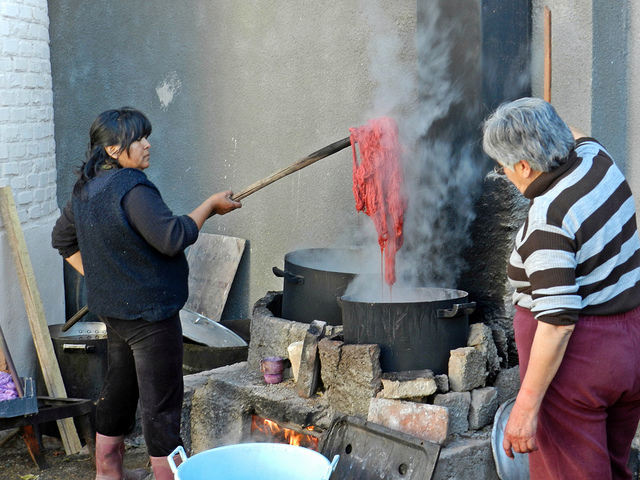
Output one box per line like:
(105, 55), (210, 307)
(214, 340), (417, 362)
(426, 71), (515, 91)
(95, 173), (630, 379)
(61, 304), (90, 332)
(543, 6), (552, 103)
(231, 136), (352, 201)
(0, 187), (82, 455)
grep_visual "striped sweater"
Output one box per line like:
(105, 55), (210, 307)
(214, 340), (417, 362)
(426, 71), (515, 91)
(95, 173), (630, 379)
(508, 138), (640, 325)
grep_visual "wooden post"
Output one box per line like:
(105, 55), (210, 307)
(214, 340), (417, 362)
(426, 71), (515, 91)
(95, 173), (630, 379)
(0, 186), (82, 454)
(544, 6), (552, 103)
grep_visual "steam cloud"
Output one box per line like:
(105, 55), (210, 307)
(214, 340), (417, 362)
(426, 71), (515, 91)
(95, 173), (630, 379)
(346, 0), (487, 298)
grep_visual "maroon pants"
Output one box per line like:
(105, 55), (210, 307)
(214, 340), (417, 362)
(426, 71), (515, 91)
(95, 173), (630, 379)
(514, 305), (640, 480)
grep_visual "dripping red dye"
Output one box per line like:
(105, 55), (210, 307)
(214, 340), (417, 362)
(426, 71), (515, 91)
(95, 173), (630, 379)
(349, 117), (407, 287)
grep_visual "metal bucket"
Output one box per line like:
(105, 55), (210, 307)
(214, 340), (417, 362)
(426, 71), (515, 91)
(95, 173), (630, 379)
(169, 444), (339, 480)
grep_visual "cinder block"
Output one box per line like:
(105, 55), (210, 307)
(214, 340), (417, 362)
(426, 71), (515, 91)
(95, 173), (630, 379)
(493, 365), (521, 406)
(448, 347), (487, 392)
(432, 435), (499, 480)
(296, 320), (326, 398)
(435, 374), (449, 393)
(368, 397), (450, 445)
(318, 338), (381, 417)
(469, 387), (499, 430)
(467, 323), (501, 378)
(433, 391), (470, 435)
(377, 369), (437, 399)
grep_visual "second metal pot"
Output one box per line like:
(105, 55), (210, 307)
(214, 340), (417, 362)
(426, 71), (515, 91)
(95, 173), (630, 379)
(274, 248), (387, 326)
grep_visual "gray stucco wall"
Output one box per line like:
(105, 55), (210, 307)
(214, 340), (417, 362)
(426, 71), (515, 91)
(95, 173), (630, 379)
(49, 0), (640, 322)
(530, 0), (640, 203)
(48, 1), (418, 319)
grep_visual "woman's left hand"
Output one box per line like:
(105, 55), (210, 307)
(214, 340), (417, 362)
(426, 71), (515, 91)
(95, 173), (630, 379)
(503, 396), (539, 459)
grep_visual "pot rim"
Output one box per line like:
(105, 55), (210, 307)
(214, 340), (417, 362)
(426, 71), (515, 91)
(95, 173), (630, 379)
(340, 286), (469, 304)
(284, 247), (406, 275)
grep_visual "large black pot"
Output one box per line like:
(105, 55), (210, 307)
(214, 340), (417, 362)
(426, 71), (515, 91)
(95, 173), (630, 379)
(274, 248), (388, 326)
(340, 287), (475, 374)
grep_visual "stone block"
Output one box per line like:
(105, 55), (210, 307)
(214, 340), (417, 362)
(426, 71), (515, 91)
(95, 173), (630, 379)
(248, 293), (310, 370)
(433, 391), (471, 435)
(296, 320), (326, 398)
(493, 365), (520, 406)
(318, 338), (382, 417)
(468, 323), (501, 378)
(432, 434), (499, 480)
(435, 374), (449, 393)
(448, 347), (487, 392)
(368, 397), (450, 445)
(469, 387), (499, 430)
(377, 369), (437, 399)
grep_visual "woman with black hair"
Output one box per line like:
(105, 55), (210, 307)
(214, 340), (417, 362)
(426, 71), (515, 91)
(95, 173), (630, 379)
(52, 107), (241, 480)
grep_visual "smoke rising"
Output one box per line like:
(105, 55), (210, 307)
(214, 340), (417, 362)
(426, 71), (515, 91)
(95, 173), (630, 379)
(346, 0), (487, 298)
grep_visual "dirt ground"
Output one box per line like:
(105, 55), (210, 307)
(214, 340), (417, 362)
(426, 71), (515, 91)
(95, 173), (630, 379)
(0, 429), (151, 480)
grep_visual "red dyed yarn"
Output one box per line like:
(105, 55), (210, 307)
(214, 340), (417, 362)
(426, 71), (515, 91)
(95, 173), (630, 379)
(349, 117), (407, 286)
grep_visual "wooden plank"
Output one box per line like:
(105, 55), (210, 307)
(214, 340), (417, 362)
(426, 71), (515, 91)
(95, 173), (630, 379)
(0, 187), (82, 454)
(543, 6), (552, 103)
(0, 346), (7, 372)
(185, 233), (246, 322)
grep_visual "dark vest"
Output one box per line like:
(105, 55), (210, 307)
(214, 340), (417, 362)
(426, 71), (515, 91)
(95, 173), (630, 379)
(73, 168), (189, 321)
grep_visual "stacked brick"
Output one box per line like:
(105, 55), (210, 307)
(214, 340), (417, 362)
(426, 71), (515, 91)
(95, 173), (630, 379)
(318, 321), (520, 446)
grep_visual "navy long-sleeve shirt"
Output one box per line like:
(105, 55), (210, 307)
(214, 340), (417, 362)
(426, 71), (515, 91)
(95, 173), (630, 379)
(52, 168), (199, 321)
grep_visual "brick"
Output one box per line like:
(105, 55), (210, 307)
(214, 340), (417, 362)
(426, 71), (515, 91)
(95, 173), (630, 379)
(448, 346), (487, 392)
(368, 397), (450, 444)
(377, 369), (437, 399)
(433, 391), (470, 435)
(468, 387), (499, 430)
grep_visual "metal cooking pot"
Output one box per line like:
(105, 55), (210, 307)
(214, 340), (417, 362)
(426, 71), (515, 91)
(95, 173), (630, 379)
(339, 287), (475, 374)
(48, 322), (107, 401)
(273, 248), (392, 326)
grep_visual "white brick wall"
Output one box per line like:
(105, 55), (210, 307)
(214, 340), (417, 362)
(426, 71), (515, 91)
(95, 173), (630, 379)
(0, 0), (57, 224)
(0, 0), (65, 377)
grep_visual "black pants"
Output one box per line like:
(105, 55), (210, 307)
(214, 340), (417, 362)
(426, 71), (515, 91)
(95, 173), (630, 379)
(95, 313), (183, 457)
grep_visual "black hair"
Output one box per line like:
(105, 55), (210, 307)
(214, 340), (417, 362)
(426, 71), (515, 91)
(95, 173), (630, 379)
(72, 107), (152, 197)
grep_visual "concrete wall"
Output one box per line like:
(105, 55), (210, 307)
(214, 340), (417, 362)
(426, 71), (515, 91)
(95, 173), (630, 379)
(44, 1), (640, 323)
(0, 0), (64, 377)
(530, 1), (640, 207)
(47, 1), (418, 319)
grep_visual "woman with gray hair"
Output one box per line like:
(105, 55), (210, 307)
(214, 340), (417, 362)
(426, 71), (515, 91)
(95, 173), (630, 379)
(483, 97), (640, 480)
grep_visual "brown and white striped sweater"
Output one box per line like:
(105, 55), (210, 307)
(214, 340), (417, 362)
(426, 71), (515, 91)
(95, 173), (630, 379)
(508, 138), (640, 325)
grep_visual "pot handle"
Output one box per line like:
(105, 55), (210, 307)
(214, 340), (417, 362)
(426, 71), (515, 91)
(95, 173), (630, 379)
(272, 266), (305, 285)
(168, 446), (187, 475)
(437, 301), (476, 318)
(62, 343), (96, 354)
(322, 455), (340, 480)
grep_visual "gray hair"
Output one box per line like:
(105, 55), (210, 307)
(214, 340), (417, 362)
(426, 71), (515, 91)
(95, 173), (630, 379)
(482, 97), (575, 172)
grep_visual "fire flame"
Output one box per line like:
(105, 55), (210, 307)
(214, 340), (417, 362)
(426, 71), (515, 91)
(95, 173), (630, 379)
(251, 416), (319, 450)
